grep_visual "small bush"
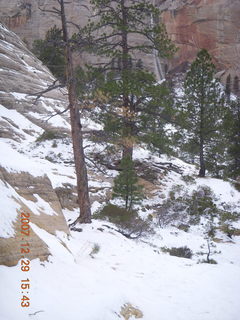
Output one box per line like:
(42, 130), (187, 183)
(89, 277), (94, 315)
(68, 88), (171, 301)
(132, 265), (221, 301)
(181, 175), (196, 185)
(90, 243), (100, 258)
(220, 211), (240, 223)
(220, 224), (240, 237)
(36, 130), (59, 142)
(198, 259), (217, 264)
(161, 246), (193, 259)
(157, 185), (223, 227)
(177, 224), (190, 232)
(52, 141), (58, 148)
(94, 204), (152, 238)
(45, 155), (56, 162)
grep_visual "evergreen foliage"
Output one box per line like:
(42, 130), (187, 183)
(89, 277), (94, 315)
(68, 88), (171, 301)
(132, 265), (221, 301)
(233, 76), (239, 95)
(32, 26), (65, 81)
(225, 74), (231, 99)
(112, 156), (143, 211)
(180, 49), (225, 177)
(76, 0), (177, 160)
(225, 98), (240, 178)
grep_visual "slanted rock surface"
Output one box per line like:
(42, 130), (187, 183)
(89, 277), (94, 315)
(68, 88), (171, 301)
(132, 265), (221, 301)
(0, 23), (69, 133)
(0, 24), (70, 266)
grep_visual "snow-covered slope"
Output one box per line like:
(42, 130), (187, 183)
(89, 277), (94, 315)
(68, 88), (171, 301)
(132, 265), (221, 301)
(0, 23), (240, 320)
(1, 220), (240, 320)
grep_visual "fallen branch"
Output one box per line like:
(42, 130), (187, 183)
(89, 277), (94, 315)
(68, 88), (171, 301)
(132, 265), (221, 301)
(29, 310), (44, 317)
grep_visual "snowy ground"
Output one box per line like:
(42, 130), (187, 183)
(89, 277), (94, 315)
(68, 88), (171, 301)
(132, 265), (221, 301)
(1, 90), (240, 320)
(1, 219), (240, 320)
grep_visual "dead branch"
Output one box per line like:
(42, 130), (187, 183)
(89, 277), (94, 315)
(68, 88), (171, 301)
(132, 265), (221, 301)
(29, 80), (66, 103)
(44, 105), (70, 121)
(85, 155), (107, 174)
(102, 224), (142, 239)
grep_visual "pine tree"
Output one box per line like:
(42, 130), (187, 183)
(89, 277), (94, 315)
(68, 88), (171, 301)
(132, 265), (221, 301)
(77, 0), (176, 161)
(113, 156), (143, 211)
(225, 74), (231, 100)
(37, 1), (92, 224)
(233, 76), (239, 95)
(225, 98), (240, 179)
(32, 26), (65, 81)
(181, 49), (225, 177)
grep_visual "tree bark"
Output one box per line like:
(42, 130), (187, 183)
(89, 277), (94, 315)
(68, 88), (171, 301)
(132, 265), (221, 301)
(60, 0), (91, 224)
(121, 0), (133, 161)
(199, 105), (206, 177)
(199, 138), (206, 177)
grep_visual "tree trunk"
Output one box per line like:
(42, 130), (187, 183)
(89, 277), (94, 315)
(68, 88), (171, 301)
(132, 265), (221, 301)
(199, 141), (206, 177)
(199, 105), (206, 177)
(121, 0), (133, 161)
(60, 0), (91, 224)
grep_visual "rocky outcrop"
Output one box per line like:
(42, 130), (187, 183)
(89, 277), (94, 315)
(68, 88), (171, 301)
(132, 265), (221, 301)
(0, 0), (89, 46)
(0, 23), (71, 267)
(0, 23), (69, 133)
(0, 167), (70, 267)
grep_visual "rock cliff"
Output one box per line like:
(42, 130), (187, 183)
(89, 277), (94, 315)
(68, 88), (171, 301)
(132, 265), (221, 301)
(160, 0), (240, 85)
(0, 23), (70, 266)
(0, 0), (239, 85)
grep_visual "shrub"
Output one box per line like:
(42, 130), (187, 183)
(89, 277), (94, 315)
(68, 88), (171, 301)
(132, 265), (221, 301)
(161, 246), (193, 259)
(181, 175), (196, 185)
(52, 141), (58, 148)
(198, 258), (217, 264)
(177, 224), (190, 232)
(220, 224), (240, 237)
(90, 243), (100, 258)
(157, 185), (222, 227)
(220, 210), (240, 223)
(36, 130), (59, 142)
(94, 204), (152, 238)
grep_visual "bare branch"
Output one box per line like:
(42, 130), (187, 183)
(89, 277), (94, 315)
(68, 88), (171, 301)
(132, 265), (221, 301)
(85, 155), (107, 174)
(28, 80), (66, 103)
(45, 105), (70, 121)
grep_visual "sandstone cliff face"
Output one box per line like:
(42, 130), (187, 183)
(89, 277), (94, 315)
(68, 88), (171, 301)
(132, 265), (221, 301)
(0, 23), (70, 133)
(0, 23), (70, 266)
(160, 0), (240, 84)
(0, 0), (89, 46)
(1, 0), (239, 85)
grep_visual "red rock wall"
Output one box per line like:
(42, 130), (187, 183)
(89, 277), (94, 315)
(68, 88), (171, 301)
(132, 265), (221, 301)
(162, 0), (240, 83)
(1, 0), (239, 85)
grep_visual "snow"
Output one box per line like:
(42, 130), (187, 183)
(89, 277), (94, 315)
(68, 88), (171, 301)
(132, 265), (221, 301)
(47, 114), (70, 129)
(0, 220), (240, 320)
(10, 92), (28, 100)
(0, 40), (240, 319)
(196, 177), (240, 203)
(1, 128), (240, 319)
(0, 141), (44, 177)
(0, 104), (43, 140)
(0, 180), (21, 238)
(24, 194), (58, 216)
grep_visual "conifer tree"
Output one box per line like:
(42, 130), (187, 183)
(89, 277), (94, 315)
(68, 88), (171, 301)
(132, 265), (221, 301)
(77, 0), (176, 161)
(181, 49), (225, 177)
(37, 1), (92, 225)
(225, 98), (240, 178)
(113, 156), (143, 211)
(225, 74), (231, 100)
(233, 76), (239, 95)
(32, 26), (65, 81)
